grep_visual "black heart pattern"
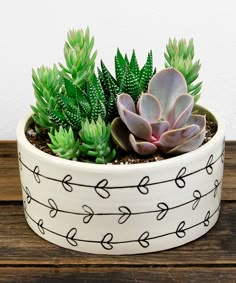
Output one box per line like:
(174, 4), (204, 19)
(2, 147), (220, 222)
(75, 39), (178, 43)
(221, 151), (225, 164)
(62, 175), (73, 192)
(221, 141), (225, 163)
(175, 167), (186, 188)
(156, 202), (169, 220)
(25, 186), (32, 204)
(18, 152), (22, 170)
(213, 180), (220, 197)
(118, 206), (131, 224)
(66, 228), (78, 246)
(192, 190), (202, 210)
(37, 219), (45, 234)
(94, 179), (110, 199)
(82, 205), (94, 224)
(206, 155), (214, 175)
(101, 233), (113, 250)
(137, 176), (150, 194)
(48, 198), (58, 218)
(138, 231), (150, 248)
(33, 166), (41, 183)
(176, 221), (186, 238)
(203, 211), (210, 227)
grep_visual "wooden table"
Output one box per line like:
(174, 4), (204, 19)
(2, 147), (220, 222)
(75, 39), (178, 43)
(0, 141), (235, 282)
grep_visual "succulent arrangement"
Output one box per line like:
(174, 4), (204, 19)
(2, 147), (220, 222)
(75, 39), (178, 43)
(30, 28), (205, 164)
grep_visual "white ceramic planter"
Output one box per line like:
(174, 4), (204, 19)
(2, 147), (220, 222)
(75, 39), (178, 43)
(17, 106), (225, 255)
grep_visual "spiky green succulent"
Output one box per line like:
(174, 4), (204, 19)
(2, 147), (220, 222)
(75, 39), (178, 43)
(59, 28), (97, 88)
(31, 65), (62, 132)
(48, 127), (80, 160)
(79, 116), (116, 164)
(164, 38), (202, 103)
(98, 49), (156, 121)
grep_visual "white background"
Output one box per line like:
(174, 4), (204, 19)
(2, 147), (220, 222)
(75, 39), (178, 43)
(0, 0), (235, 139)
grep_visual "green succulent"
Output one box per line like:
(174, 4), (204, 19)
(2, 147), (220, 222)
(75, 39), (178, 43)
(59, 28), (97, 88)
(48, 127), (80, 160)
(31, 28), (108, 132)
(164, 38), (202, 103)
(79, 116), (116, 164)
(98, 49), (156, 121)
(48, 75), (107, 131)
(30, 27), (205, 164)
(31, 65), (62, 132)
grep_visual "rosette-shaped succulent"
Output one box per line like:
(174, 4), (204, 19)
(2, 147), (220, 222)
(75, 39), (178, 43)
(111, 68), (206, 156)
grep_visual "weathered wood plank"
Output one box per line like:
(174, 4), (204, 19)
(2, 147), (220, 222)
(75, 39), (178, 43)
(0, 141), (236, 201)
(0, 267), (236, 283)
(222, 141), (236, 200)
(0, 141), (21, 201)
(0, 202), (235, 265)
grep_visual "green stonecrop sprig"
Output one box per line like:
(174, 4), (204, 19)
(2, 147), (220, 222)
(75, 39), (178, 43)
(31, 65), (62, 132)
(59, 28), (97, 88)
(48, 127), (80, 160)
(79, 116), (116, 164)
(164, 38), (202, 103)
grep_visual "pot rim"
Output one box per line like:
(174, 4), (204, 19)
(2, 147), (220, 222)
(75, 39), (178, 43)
(16, 104), (225, 171)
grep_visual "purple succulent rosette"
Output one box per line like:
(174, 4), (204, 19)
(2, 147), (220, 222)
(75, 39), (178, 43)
(111, 68), (206, 155)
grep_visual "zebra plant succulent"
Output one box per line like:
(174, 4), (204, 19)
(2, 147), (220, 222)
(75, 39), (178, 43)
(111, 68), (206, 155)
(98, 49), (155, 121)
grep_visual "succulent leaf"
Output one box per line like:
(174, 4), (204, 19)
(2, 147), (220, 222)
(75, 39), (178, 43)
(148, 68), (187, 119)
(139, 51), (153, 91)
(122, 109), (152, 141)
(111, 117), (133, 152)
(129, 134), (157, 155)
(120, 66), (142, 101)
(115, 49), (127, 85)
(151, 121), (170, 140)
(168, 94), (194, 129)
(117, 94), (152, 141)
(158, 124), (200, 152)
(117, 93), (136, 114)
(129, 50), (140, 78)
(137, 93), (162, 123)
(167, 115), (206, 155)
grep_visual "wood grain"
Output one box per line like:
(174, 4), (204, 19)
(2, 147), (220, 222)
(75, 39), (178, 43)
(0, 202), (235, 265)
(0, 141), (21, 201)
(0, 141), (236, 201)
(0, 267), (236, 283)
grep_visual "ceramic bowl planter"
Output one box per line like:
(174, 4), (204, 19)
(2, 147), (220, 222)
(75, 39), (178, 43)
(17, 105), (225, 255)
